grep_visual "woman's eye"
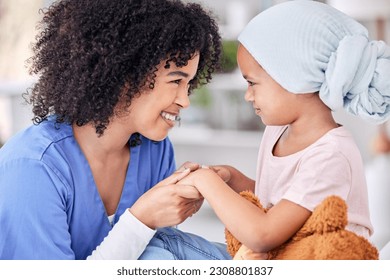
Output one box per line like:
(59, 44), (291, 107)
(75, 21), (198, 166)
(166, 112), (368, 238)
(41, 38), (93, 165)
(247, 80), (255, 86)
(172, 79), (181, 85)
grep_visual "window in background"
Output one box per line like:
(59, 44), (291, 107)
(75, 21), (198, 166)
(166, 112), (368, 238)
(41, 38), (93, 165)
(0, 0), (44, 144)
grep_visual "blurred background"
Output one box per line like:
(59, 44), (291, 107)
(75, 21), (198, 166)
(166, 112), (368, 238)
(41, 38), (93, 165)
(0, 0), (390, 255)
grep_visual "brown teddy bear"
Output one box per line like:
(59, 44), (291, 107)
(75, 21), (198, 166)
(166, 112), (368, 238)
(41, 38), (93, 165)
(225, 191), (379, 260)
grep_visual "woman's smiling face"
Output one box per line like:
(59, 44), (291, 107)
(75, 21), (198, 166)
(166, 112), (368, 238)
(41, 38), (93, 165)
(127, 53), (200, 141)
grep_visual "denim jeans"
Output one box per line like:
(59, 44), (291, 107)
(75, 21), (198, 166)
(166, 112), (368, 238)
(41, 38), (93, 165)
(138, 227), (232, 260)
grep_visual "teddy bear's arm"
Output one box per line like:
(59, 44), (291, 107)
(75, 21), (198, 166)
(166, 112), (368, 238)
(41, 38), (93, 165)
(225, 191), (311, 256)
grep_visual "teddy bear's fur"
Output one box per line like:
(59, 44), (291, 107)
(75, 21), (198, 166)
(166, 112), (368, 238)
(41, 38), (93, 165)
(225, 191), (379, 260)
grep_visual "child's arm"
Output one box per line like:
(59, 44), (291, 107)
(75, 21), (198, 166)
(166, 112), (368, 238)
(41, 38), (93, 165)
(208, 165), (255, 193)
(178, 168), (311, 253)
(177, 162), (255, 193)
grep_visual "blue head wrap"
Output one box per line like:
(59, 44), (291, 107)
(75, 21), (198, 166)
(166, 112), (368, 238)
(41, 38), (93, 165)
(238, 0), (390, 123)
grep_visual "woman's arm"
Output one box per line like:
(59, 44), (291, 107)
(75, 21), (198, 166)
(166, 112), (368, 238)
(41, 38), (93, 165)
(89, 168), (203, 259)
(0, 160), (76, 259)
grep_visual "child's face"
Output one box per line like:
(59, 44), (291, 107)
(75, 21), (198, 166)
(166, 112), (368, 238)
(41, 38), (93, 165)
(237, 44), (300, 126)
(126, 53), (200, 141)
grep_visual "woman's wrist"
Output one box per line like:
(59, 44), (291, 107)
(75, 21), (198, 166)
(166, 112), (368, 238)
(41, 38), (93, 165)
(128, 206), (156, 230)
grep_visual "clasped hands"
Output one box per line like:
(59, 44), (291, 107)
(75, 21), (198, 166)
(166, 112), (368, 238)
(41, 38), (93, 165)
(172, 161), (231, 217)
(129, 161), (228, 230)
(169, 162), (268, 260)
(130, 161), (267, 260)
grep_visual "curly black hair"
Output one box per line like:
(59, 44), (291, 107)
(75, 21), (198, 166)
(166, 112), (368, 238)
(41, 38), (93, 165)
(26, 0), (221, 135)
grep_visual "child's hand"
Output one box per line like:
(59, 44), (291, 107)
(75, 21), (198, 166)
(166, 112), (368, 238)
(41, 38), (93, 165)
(233, 245), (268, 260)
(371, 131), (390, 154)
(208, 165), (231, 183)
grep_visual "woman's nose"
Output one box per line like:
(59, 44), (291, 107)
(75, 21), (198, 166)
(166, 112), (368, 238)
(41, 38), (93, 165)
(176, 88), (190, 108)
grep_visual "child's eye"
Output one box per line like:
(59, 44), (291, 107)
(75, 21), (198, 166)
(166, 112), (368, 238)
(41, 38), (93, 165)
(247, 80), (255, 86)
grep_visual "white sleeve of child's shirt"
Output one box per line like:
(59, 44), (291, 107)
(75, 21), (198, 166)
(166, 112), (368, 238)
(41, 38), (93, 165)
(87, 210), (156, 260)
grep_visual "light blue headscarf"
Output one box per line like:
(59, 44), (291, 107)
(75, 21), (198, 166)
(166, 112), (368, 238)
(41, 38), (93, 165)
(238, 0), (390, 124)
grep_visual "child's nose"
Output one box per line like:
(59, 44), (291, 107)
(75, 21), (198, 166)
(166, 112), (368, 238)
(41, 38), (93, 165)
(244, 88), (254, 102)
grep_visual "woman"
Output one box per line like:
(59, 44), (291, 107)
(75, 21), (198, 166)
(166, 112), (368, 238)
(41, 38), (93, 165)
(0, 0), (224, 259)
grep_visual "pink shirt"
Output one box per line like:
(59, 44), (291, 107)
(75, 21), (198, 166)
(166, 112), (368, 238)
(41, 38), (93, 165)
(255, 125), (373, 237)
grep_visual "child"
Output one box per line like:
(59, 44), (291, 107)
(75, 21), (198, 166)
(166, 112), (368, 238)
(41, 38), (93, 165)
(0, 0), (224, 260)
(144, 0), (390, 260)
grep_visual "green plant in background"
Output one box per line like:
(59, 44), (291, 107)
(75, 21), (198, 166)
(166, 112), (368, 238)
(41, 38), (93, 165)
(220, 40), (239, 73)
(189, 40), (238, 108)
(190, 86), (212, 108)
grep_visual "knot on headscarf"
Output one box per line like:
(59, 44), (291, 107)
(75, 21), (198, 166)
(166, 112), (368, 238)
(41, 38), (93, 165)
(321, 36), (390, 123)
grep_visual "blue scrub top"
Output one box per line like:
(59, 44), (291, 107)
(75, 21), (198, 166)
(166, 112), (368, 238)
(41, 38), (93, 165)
(0, 118), (176, 259)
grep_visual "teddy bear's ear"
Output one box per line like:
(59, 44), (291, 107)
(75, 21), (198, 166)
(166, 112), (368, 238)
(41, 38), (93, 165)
(295, 195), (347, 240)
(224, 190), (265, 257)
(224, 227), (242, 257)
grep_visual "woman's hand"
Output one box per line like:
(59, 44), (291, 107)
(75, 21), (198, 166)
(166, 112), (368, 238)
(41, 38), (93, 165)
(129, 168), (203, 229)
(176, 161), (232, 184)
(233, 245), (268, 260)
(176, 161), (202, 172)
